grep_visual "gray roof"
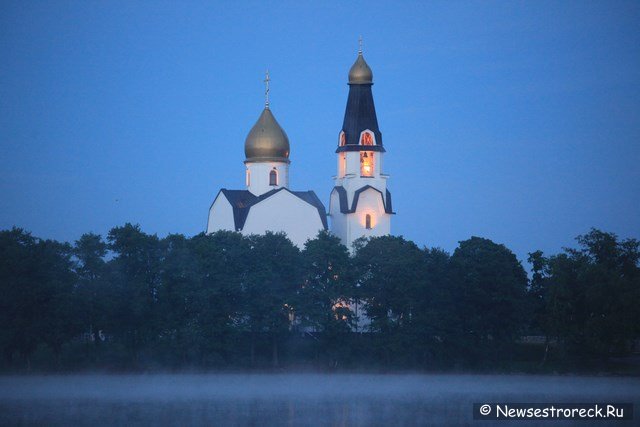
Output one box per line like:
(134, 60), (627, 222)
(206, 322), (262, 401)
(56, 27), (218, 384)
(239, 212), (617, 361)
(213, 188), (328, 231)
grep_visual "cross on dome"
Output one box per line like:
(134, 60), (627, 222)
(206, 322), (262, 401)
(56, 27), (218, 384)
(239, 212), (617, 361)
(264, 69), (270, 109)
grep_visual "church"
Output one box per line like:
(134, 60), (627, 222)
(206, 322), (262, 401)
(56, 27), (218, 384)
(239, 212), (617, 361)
(207, 46), (393, 250)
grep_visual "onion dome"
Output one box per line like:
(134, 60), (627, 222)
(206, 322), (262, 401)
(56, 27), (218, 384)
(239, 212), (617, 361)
(348, 52), (373, 85)
(244, 107), (290, 163)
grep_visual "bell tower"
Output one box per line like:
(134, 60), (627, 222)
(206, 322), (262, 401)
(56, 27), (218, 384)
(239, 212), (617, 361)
(329, 45), (394, 251)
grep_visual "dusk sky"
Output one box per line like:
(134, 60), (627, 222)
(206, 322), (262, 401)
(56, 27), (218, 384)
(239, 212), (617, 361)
(1, 1), (639, 265)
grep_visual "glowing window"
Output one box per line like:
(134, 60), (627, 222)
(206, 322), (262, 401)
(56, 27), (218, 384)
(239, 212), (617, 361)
(269, 169), (278, 186)
(365, 214), (372, 229)
(360, 151), (374, 177)
(360, 132), (374, 146)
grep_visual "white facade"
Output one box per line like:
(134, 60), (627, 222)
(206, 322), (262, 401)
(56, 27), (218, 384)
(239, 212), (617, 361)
(329, 137), (392, 251)
(207, 188), (325, 248)
(245, 161), (289, 196)
(241, 190), (325, 248)
(206, 192), (235, 233)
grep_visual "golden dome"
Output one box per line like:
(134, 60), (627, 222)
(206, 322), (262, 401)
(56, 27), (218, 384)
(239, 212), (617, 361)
(244, 107), (290, 163)
(348, 52), (373, 84)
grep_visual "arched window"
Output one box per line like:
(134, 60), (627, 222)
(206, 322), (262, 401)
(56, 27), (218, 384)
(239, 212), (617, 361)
(360, 151), (374, 177)
(246, 169), (251, 187)
(360, 131), (374, 146)
(269, 169), (278, 186)
(339, 132), (346, 147)
(365, 214), (372, 229)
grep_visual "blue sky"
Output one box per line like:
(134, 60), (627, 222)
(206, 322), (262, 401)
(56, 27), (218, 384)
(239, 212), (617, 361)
(1, 1), (639, 265)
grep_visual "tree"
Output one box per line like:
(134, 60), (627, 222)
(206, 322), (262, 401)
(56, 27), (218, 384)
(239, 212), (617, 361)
(154, 233), (198, 366)
(0, 228), (39, 368)
(74, 233), (109, 363)
(449, 237), (528, 366)
(106, 223), (163, 365)
(298, 231), (354, 365)
(0, 229), (78, 370)
(187, 231), (248, 366)
(35, 238), (79, 367)
(542, 229), (640, 359)
(413, 247), (452, 367)
(242, 232), (302, 367)
(354, 235), (428, 366)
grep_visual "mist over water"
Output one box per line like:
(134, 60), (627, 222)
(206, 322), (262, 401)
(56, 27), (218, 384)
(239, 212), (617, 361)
(1, 374), (638, 426)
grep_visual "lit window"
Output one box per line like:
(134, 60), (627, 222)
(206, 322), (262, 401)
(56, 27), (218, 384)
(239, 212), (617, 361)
(360, 151), (374, 176)
(365, 214), (372, 229)
(360, 132), (374, 146)
(269, 169), (278, 186)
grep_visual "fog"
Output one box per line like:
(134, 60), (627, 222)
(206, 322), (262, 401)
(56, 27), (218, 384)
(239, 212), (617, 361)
(1, 374), (638, 426)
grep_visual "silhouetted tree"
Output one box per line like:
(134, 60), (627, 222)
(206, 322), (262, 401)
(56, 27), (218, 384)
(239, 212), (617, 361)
(449, 237), (528, 366)
(355, 235), (428, 366)
(242, 232), (302, 367)
(35, 238), (79, 367)
(188, 231), (248, 365)
(107, 223), (163, 364)
(413, 247), (452, 367)
(541, 229), (640, 359)
(0, 228), (40, 369)
(74, 233), (109, 363)
(298, 230), (354, 365)
(0, 229), (78, 369)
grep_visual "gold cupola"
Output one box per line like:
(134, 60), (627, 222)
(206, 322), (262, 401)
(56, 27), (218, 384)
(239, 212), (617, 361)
(244, 71), (290, 163)
(348, 52), (373, 85)
(244, 107), (290, 163)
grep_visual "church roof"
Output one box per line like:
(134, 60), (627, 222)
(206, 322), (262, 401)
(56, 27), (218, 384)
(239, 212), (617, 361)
(218, 188), (328, 231)
(338, 52), (384, 153)
(348, 52), (373, 84)
(332, 185), (394, 214)
(244, 107), (291, 163)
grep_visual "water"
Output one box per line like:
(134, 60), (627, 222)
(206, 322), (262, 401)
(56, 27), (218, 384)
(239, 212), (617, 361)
(0, 373), (637, 426)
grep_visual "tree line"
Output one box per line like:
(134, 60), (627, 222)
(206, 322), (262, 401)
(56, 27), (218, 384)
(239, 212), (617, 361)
(0, 225), (638, 372)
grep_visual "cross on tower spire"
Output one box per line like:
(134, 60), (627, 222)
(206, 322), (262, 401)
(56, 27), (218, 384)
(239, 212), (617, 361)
(264, 69), (270, 109)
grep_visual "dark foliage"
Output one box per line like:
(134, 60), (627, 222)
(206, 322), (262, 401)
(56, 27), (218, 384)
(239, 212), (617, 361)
(0, 226), (637, 372)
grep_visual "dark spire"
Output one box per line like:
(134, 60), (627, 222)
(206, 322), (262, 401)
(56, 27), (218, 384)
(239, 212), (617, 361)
(337, 49), (384, 153)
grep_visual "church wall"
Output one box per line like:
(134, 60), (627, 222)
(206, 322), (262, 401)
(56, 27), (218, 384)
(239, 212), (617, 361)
(245, 161), (289, 196)
(336, 153), (347, 178)
(345, 188), (391, 249)
(345, 151), (360, 177)
(329, 186), (391, 252)
(328, 189), (348, 247)
(207, 193), (236, 233)
(342, 177), (388, 207)
(242, 190), (324, 248)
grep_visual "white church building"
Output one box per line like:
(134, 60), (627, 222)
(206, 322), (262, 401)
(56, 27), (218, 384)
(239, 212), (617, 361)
(207, 47), (393, 251)
(206, 75), (327, 248)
